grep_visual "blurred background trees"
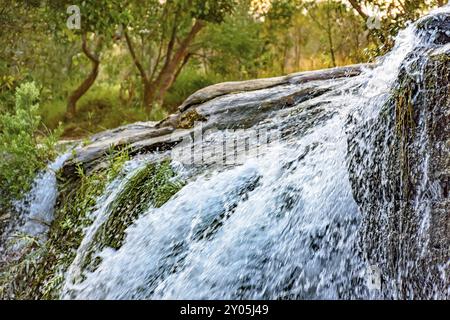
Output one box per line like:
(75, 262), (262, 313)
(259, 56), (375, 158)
(0, 0), (447, 138)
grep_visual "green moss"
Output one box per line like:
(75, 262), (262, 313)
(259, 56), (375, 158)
(177, 109), (207, 129)
(391, 53), (449, 195)
(391, 74), (417, 195)
(430, 53), (450, 63)
(81, 160), (184, 272)
(0, 166), (104, 299)
(394, 82), (415, 137)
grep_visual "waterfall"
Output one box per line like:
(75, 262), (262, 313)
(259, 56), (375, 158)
(0, 152), (72, 254)
(2, 6), (449, 300)
(13, 153), (73, 239)
(347, 6), (450, 299)
(60, 8), (449, 300)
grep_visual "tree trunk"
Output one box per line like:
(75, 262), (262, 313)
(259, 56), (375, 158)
(143, 81), (154, 113)
(66, 34), (101, 118)
(152, 52), (193, 107)
(326, 1), (336, 67)
(124, 29), (154, 112)
(125, 20), (204, 113)
(149, 20), (205, 108)
(347, 0), (368, 20)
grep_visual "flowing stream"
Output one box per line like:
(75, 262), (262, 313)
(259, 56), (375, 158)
(2, 6), (449, 300)
(62, 12), (420, 300)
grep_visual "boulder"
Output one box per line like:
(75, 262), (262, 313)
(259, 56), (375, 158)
(62, 64), (370, 176)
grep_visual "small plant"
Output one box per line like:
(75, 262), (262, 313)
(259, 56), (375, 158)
(0, 82), (61, 208)
(0, 233), (45, 299)
(106, 146), (131, 181)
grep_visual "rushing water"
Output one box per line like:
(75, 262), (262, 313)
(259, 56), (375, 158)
(0, 152), (72, 255)
(60, 10), (442, 300)
(64, 7), (449, 299)
(13, 152), (73, 240)
(4, 7), (449, 300)
(0, 151), (72, 276)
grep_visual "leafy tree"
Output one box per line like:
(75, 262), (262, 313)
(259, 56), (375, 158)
(258, 0), (302, 74)
(0, 1), (45, 111)
(198, 0), (265, 79)
(122, 0), (236, 112)
(347, 0), (448, 54)
(0, 82), (61, 208)
(304, 0), (353, 67)
(0, 0), (444, 139)
(44, 0), (127, 117)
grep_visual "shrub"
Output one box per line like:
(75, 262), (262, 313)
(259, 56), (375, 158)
(0, 82), (61, 208)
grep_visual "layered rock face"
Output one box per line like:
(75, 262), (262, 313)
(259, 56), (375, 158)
(347, 12), (449, 299)
(62, 64), (369, 177)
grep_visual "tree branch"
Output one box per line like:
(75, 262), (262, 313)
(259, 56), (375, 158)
(81, 33), (99, 63)
(347, 0), (368, 20)
(124, 28), (148, 83)
(173, 52), (192, 82)
(171, 19), (205, 65)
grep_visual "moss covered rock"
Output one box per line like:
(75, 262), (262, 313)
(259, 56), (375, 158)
(347, 46), (449, 299)
(93, 160), (184, 251)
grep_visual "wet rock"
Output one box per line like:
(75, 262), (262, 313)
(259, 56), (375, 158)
(347, 45), (449, 299)
(178, 64), (372, 112)
(62, 65), (368, 177)
(416, 12), (450, 45)
(62, 124), (175, 176)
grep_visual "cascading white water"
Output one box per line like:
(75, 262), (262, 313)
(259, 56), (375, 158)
(3, 7), (447, 300)
(12, 152), (73, 240)
(0, 151), (73, 279)
(62, 156), (164, 287)
(57, 8), (441, 300)
(0, 152), (72, 257)
(64, 134), (363, 299)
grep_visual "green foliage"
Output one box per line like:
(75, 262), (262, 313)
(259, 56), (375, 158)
(1, 0), (444, 140)
(0, 82), (61, 208)
(0, 148), (130, 299)
(36, 164), (108, 298)
(265, 0), (302, 24)
(191, 0), (237, 23)
(0, 153), (185, 299)
(76, 159), (184, 275)
(200, 4), (264, 79)
(348, 0), (446, 54)
(107, 147), (131, 181)
(0, 233), (46, 299)
(46, 0), (128, 37)
(38, 149), (131, 298)
(91, 160), (185, 253)
(40, 84), (158, 138)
